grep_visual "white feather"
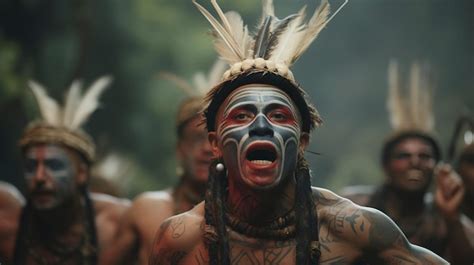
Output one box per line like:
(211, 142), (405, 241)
(28, 80), (61, 126)
(225, 11), (253, 59)
(70, 76), (112, 129)
(387, 60), (406, 130)
(63, 80), (83, 127)
(291, 0), (330, 64)
(193, 0), (243, 63)
(409, 63), (421, 128)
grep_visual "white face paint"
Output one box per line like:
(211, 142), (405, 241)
(23, 144), (77, 210)
(216, 84), (302, 190)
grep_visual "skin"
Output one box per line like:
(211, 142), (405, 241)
(150, 85), (447, 264)
(0, 182), (24, 265)
(0, 143), (130, 264)
(344, 137), (474, 264)
(99, 116), (213, 265)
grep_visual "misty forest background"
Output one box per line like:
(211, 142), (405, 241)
(0, 0), (473, 198)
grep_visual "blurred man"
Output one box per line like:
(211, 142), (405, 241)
(150, 1), (447, 264)
(99, 62), (224, 265)
(344, 62), (474, 264)
(0, 181), (24, 264)
(0, 77), (130, 265)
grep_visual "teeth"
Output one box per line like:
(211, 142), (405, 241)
(250, 160), (272, 165)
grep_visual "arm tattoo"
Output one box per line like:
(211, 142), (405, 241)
(149, 219), (188, 265)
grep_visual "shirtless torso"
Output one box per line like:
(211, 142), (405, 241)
(150, 188), (446, 265)
(0, 191), (129, 264)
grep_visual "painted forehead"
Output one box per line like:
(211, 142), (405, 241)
(223, 84), (299, 114)
(25, 144), (70, 159)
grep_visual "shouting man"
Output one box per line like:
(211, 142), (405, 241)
(150, 1), (447, 264)
(0, 77), (130, 265)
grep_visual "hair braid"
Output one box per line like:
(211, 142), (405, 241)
(13, 201), (31, 264)
(81, 186), (98, 265)
(295, 155), (320, 265)
(205, 158), (230, 265)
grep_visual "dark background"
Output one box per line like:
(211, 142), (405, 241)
(0, 0), (472, 197)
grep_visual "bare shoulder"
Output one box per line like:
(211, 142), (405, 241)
(0, 181), (25, 209)
(131, 189), (173, 211)
(91, 192), (131, 220)
(149, 202), (205, 264)
(312, 187), (447, 264)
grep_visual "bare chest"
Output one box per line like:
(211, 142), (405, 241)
(177, 236), (360, 265)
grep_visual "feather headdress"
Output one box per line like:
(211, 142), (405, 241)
(160, 59), (227, 98)
(19, 76), (112, 162)
(194, 0), (348, 132)
(382, 60), (441, 164)
(387, 60), (434, 133)
(160, 60), (227, 130)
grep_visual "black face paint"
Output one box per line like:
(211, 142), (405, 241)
(217, 85), (302, 189)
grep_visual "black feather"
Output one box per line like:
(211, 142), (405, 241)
(253, 16), (273, 58)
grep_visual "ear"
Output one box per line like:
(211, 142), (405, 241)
(299, 132), (310, 153)
(76, 162), (89, 186)
(208, 131), (222, 157)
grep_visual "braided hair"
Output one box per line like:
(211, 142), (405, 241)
(204, 154), (320, 264)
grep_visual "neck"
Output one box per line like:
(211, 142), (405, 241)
(383, 184), (425, 218)
(226, 177), (295, 225)
(174, 175), (206, 211)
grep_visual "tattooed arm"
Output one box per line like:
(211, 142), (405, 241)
(315, 188), (447, 264)
(359, 207), (448, 264)
(149, 203), (205, 265)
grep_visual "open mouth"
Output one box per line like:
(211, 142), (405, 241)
(407, 169), (423, 181)
(245, 143), (277, 166)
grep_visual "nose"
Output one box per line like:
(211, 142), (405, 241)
(33, 162), (47, 183)
(409, 154), (420, 167)
(201, 137), (213, 155)
(249, 115), (274, 137)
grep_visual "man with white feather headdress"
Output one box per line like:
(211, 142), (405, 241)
(149, 1), (447, 264)
(0, 77), (130, 265)
(99, 61), (224, 265)
(343, 61), (474, 264)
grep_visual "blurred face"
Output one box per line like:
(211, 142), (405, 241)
(210, 85), (306, 190)
(23, 144), (81, 210)
(385, 138), (436, 192)
(177, 116), (213, 183)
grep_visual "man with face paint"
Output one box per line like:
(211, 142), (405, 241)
(343, 62), (474, 264)
(0, 181), (24, 264)
(0, 77), (130, 265)
(149, 1), (447, 264)
(99, 62), (224, 265)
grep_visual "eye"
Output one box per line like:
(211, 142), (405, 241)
(45, 159), (66, 171)
(270, 111), (288, 122)
(393, 152), (411, 160)
(232, 110), (254, 123)
(419, 153), (433, 161)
